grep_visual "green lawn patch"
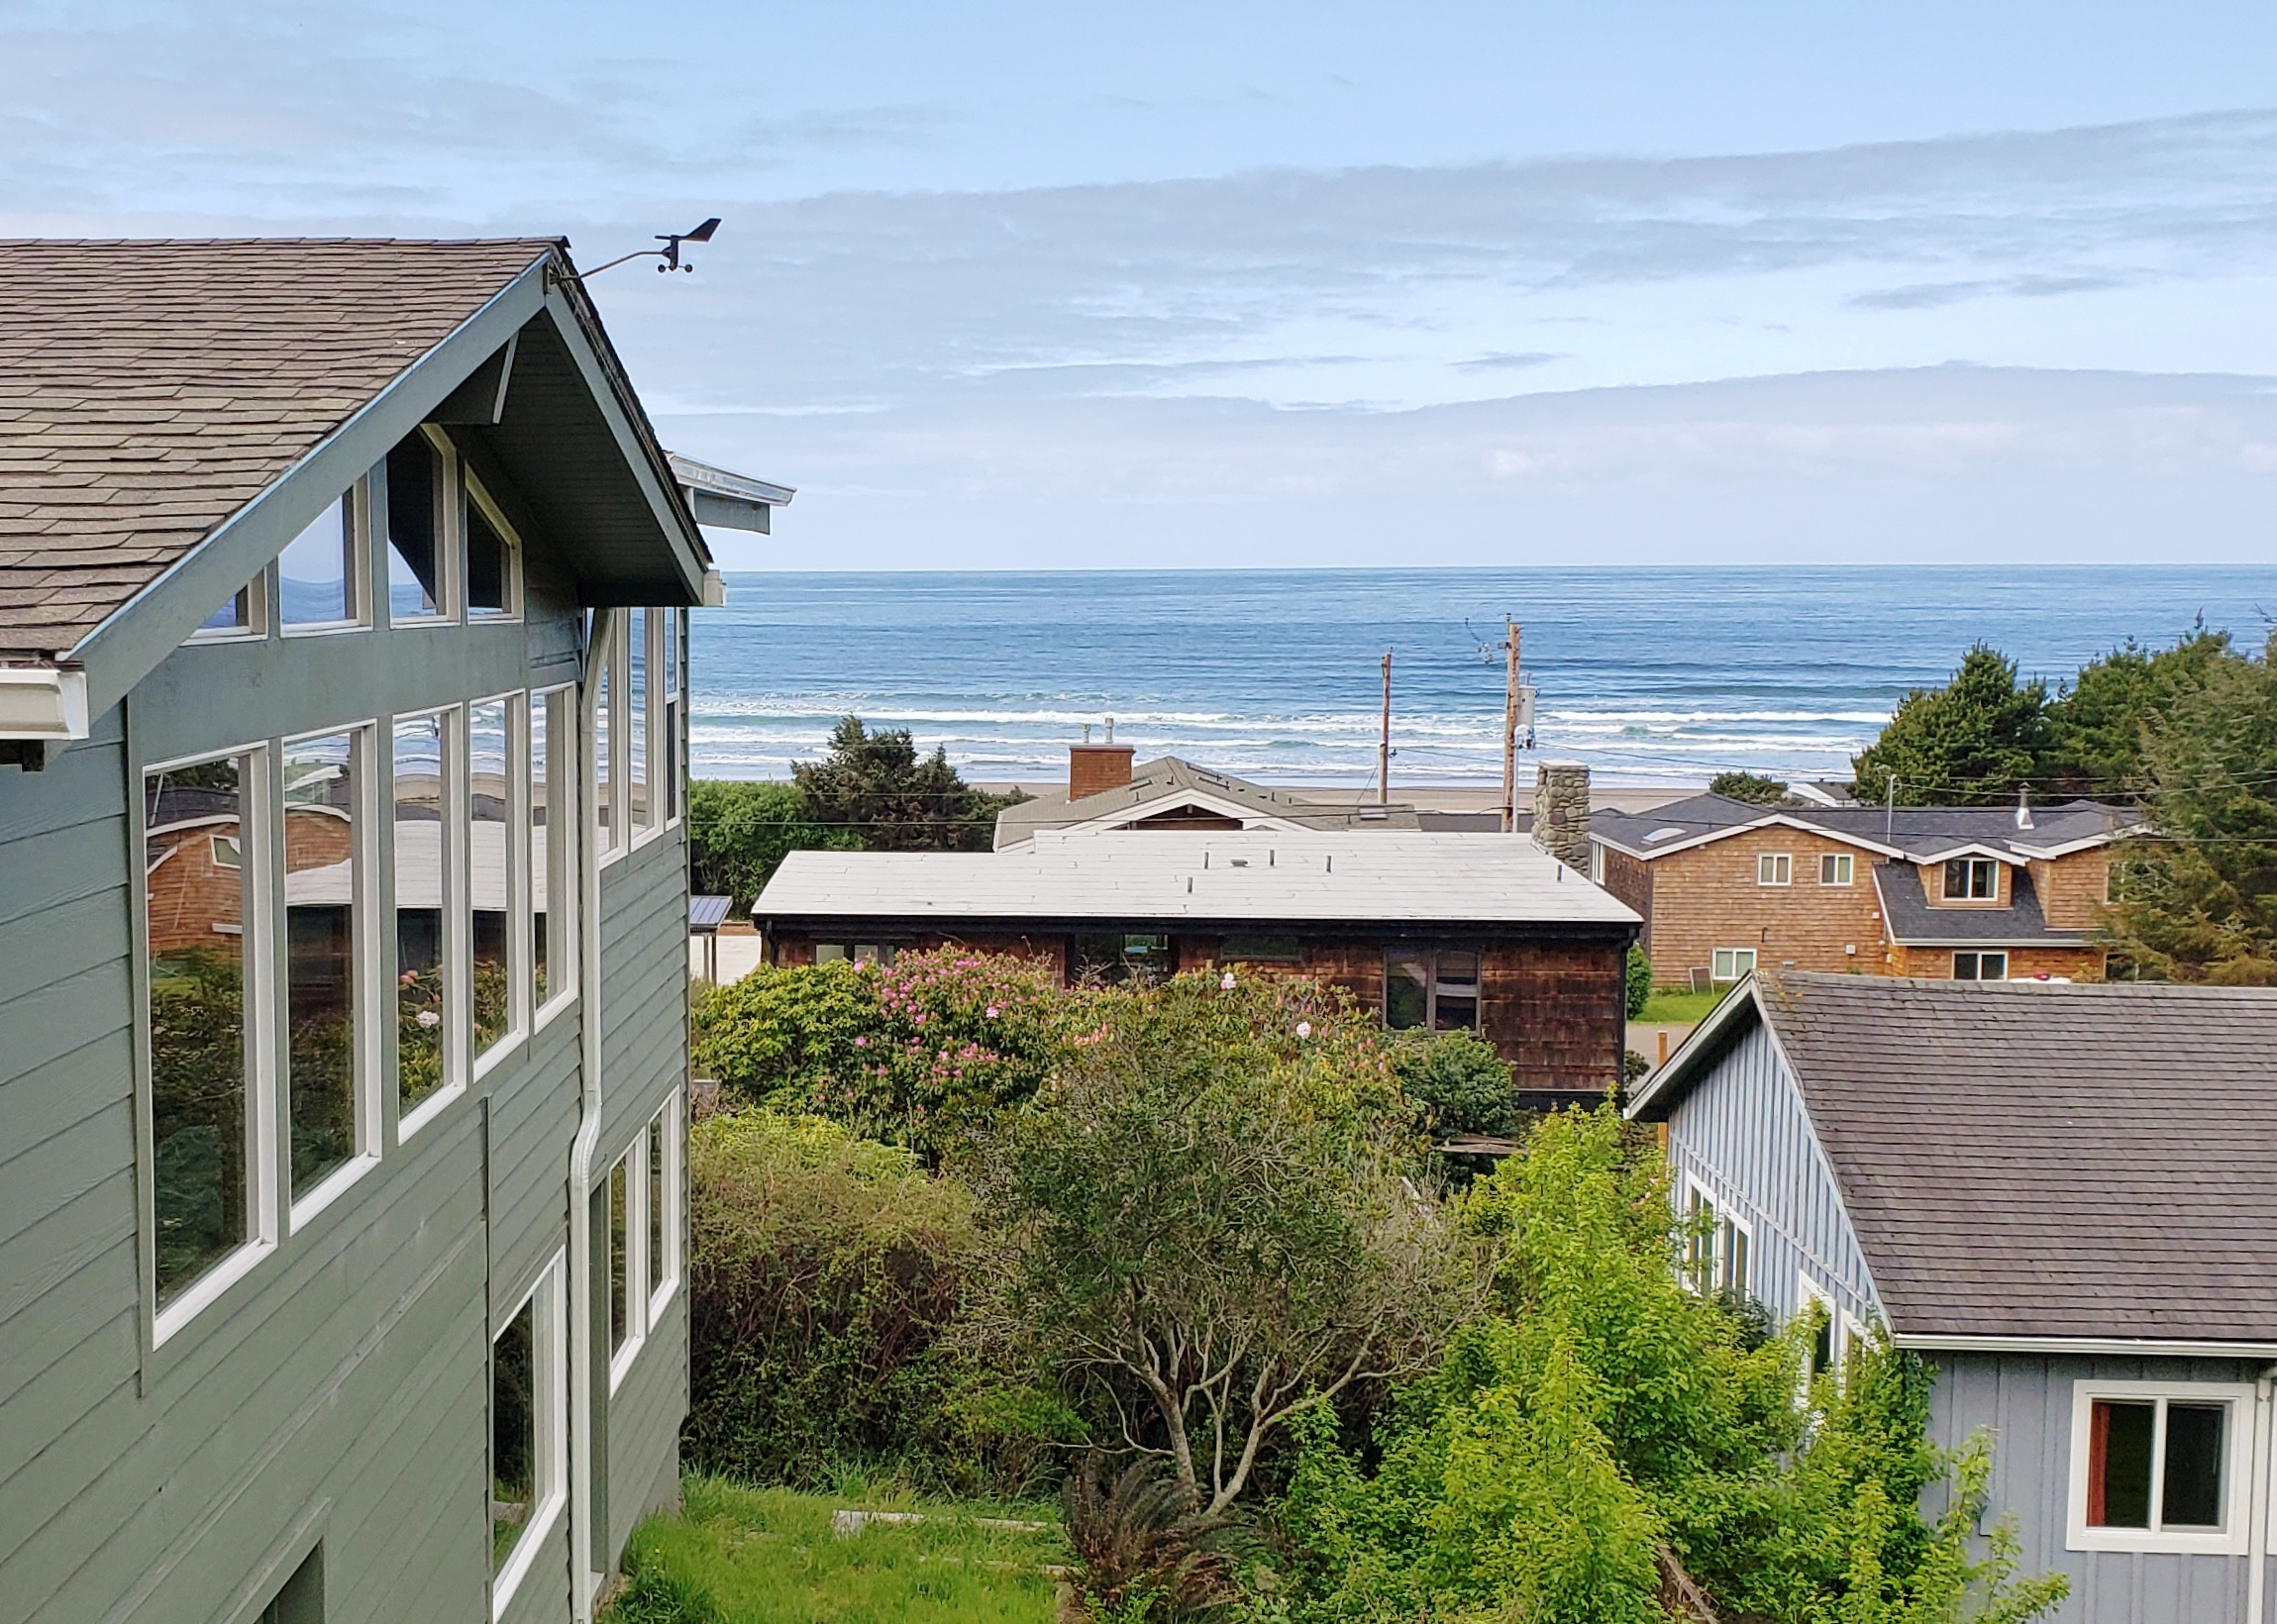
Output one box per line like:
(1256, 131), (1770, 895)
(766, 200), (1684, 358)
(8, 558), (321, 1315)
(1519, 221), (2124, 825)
(607, 1476), (1067, 1624)
(1634, 985), (1730, 1025)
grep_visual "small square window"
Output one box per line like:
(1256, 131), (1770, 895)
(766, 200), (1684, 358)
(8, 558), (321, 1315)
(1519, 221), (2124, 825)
(1711, 948), (1757, 982)
(1819, 853), (1853, 885)
(1943, 858), (2000, 900)
(1953, 951), (2009, 981)
(1382, 948), (1481, 1031)
(1757, 853), (1792, 886)
(466, 478), (520, 619)
(2072, 1384), (2247, 1553)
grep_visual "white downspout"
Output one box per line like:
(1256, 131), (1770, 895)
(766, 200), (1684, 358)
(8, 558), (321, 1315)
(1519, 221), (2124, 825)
(2247, 1365), (2276, 1624)
(569, 609), (614, 1624)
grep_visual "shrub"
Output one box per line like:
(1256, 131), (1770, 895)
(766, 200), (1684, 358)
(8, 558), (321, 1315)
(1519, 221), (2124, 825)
(1390, 1028), (1518, 1137)
(686, 779), (854, 911)
(1624, 945), (1652, 1019)
(692, 948), (1079, 1162)
(1708, 771), (1792, 806)
(1062, 1453), (1263, 1622)
(682, 1110), (1076, 1494)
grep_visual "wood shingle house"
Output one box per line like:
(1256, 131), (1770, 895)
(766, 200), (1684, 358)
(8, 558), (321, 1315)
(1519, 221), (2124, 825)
(1627, 971), (2277, 1624)
(755, 829), (1640, 1103)
(1591, 792), (2139, 987)
(0, 239), (784, 1624)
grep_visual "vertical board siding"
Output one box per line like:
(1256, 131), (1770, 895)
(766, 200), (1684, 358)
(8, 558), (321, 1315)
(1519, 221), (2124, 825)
(1928, 1351), (2266, 1624)
(1664, 1021), (1878, 1329)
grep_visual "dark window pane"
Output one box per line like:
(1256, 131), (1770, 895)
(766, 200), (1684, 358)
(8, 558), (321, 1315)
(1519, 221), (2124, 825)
(492, 1297), (536, 1571)
(385, 435), (441, 618)
(1074, 932), (1171, 986)
(1980, 953), (2008, 981)
(649, 1117), (666, 1295)
(144, 756), (252, 1305)
(608, 1159), (629, 1354)
(2090, 1400), (2155, 1528)
(2162, 1403), (2226, 1528)
(1221, 935), (1301, 963)
(1433, 994), (1479, 1031)
(467, 500), (509, 615)
(1953, 954), (1979, 980)
(1943, 859), (1969, 899)
(1436, 950), (1480, 987)
(1387, 953), (1429, 1029)
(394, 712), (449, 1109)
(1809, 1308), (1833, 1376)
(285, 731), (359, 1197)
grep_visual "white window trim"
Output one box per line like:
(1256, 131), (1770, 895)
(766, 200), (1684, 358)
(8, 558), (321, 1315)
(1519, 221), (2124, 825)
(1757, 853), (1793, 887)
(463, 466), (525, 624)
(608, 1129), (650, 1393)
(532, 684), (580, 1032)
(148, 743), (281, 1347)
(596, 614), (629, 868)
(287, 723), (384, 1232)
(664, 609), (685, 833)
(278, 481), (372, 638)
(471, 691), (528, 1081)
(491, 1250), (569, 1619)
(1681, 1174), (1717, 1292)
(396, 705), (466, 1144)
(2066, 1379), (2254, 1555)
(647, 1093), (682, 1323)
(1819, 853), (1854, 886)
(1711, 947), (1757, 982)
(1941, 857), (2003, 902)
(187, 567), (269, 643)
(632, 608), (666, 852)
(1717, 1208), (1752, 1295)
(1953, 950), (2011, 982)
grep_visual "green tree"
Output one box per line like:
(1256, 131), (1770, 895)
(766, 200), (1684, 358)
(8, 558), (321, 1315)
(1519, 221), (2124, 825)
(1625, 945), (1652, 1020)
(1391, 1028), (1520, 1138)
(1709, 770), (1794, 806)
(794, 716), (1021, 853)
(1851, 646), (2053, 807)
(966, 972), (1484, 1514)
(2101, 635), (2277, 984)
(2040, 624), (2238, 796)
(686, 778), (854, 910)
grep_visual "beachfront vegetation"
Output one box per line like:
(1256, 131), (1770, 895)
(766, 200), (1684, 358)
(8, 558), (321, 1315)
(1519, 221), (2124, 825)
(673, 953), (2064, 1623)
(1852, 626), (2277, 983)
(686, 716), (1024, 910)
(1708, 769), (1795, 805)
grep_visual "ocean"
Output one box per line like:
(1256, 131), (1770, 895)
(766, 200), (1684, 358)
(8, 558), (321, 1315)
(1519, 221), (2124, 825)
(688, 566), (2277, 789)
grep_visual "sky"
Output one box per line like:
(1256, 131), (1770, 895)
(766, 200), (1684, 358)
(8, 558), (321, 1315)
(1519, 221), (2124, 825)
(9, 1), (2277, 567)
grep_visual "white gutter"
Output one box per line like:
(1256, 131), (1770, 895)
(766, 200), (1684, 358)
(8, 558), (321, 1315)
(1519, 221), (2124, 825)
(2248, 1365), (2276, 1624)
(1891, 1333), (2277, 1359)
(0, 665), (89, 740)
(569, 609), (614, 1623)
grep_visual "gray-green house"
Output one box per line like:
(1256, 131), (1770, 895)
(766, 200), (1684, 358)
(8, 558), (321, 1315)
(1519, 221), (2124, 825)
(0, 239), (787, 1623)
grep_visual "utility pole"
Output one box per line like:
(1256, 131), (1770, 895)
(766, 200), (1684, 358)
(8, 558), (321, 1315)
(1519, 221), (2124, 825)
(1500, 619), (1522, 833)
(1379, 649), (1393, 807)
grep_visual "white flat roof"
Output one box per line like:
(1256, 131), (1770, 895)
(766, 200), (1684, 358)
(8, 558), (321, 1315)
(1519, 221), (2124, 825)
(757, 830), (1639, 927)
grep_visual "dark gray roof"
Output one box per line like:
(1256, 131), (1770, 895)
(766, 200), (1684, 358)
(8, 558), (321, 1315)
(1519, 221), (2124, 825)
(1637, 971), (2277, 1344)
(1594, 791), (2139, 864)
(1870, 862), (2085, 948)
(994, 757), (1431, 847)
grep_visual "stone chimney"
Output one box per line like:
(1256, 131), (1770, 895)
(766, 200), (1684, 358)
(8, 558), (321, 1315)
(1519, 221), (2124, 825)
(1532, 761), (1591, 869)
(1069, 720), (1134, 801)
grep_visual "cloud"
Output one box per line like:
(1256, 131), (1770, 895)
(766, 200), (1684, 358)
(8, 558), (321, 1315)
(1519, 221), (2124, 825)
(1457, 352), (1565, 370)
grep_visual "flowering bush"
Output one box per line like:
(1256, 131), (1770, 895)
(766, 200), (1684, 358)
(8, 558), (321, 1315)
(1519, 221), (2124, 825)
(693, 948), (1086, 1161)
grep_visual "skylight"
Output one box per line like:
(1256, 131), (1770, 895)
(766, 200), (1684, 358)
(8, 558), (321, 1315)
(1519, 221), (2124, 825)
(1644, 827), (1686, 843)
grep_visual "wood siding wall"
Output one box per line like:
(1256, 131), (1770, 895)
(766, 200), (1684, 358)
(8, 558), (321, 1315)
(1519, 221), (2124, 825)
(767, 927), (1626, 1092)
(0, 558), (690, 1620)
(1885, 943), (2108, 980)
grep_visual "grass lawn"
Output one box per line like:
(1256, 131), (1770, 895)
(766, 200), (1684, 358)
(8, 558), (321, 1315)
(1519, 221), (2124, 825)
(606, 1476), (1068, 1624)
(1634, 985), (1733, 1026)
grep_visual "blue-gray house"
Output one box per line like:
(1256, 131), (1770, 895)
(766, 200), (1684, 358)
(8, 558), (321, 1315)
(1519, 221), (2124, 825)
(1627, 970), (2277, 1624)
(0, 239), (786, 1624)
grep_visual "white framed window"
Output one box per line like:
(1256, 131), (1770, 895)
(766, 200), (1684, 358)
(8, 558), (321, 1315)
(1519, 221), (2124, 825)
(629, 608), (654, 841)
(1942, 857), (2001, 900)
(2067, 1380), (2253, 1555)
(607, 1127), (650, 1390)
(1710, 947), (1757, 982)
(530, 685), (578, 1025)
(1757, 853), (1793, 886)
(648, 1094), (681, 1322)
(279, 482), (368, 634)
(1953, 951), (2009, 981)
(384, 429), (455, 625)
(1682, 1177), (1752, 1295)
(664, 609), (684, 829)
(1796, 1274), (1865, 1385)
(464, 470), (523, 622)
(594, 614), (622, 863)
(468, 694), (523, 1071)
(393, 707), (464, 1137)
(283, 725), (382, 1227)
(1819, 853), (1853, 886)
(191, 568), (267, 642)
(491, 1251), (569, 1617)
(142, 745), (279, 1342)
(1385, 948), (1482, 1032)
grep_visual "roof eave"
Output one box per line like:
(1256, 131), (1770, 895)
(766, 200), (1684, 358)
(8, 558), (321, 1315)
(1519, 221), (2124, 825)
(1892, 1332), (2277, 1359)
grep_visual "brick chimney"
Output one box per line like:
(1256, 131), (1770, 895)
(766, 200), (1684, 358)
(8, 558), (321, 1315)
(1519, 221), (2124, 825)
(1069, 721), (1134, 801)
(1532, 761), (1591, 869)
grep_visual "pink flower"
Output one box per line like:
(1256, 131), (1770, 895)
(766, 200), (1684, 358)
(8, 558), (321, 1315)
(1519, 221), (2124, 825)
(1220, 971), (1237, 990)
(854, 1036), (868, 1048)
(985, 1006), (1000, 1019)
(914, 1011), (928, 1024)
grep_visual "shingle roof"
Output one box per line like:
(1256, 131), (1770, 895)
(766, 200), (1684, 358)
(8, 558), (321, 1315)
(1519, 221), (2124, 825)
(993, 758), (1431, 847)
(758, 829), (1640, 929)
(0, 238), (558, 655)
(1594, 791), (2139, 864)
(1654, 971), (2277, 1343)
(1870, 862), (2086, 947)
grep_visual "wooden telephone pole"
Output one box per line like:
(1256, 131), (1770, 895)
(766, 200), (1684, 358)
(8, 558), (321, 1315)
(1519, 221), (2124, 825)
(1499, 620), (1522, 833)
(1379, 650), (1393, 806)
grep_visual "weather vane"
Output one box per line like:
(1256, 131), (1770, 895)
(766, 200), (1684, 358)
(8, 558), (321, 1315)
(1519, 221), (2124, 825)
(575, 218), (722, 279)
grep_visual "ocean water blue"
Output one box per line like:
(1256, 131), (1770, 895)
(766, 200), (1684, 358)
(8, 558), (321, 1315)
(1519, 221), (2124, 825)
(690, 566), (2277, 787)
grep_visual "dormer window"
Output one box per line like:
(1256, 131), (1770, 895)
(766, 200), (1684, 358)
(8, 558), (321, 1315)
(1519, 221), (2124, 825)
(1943, 858), (2000, 900)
